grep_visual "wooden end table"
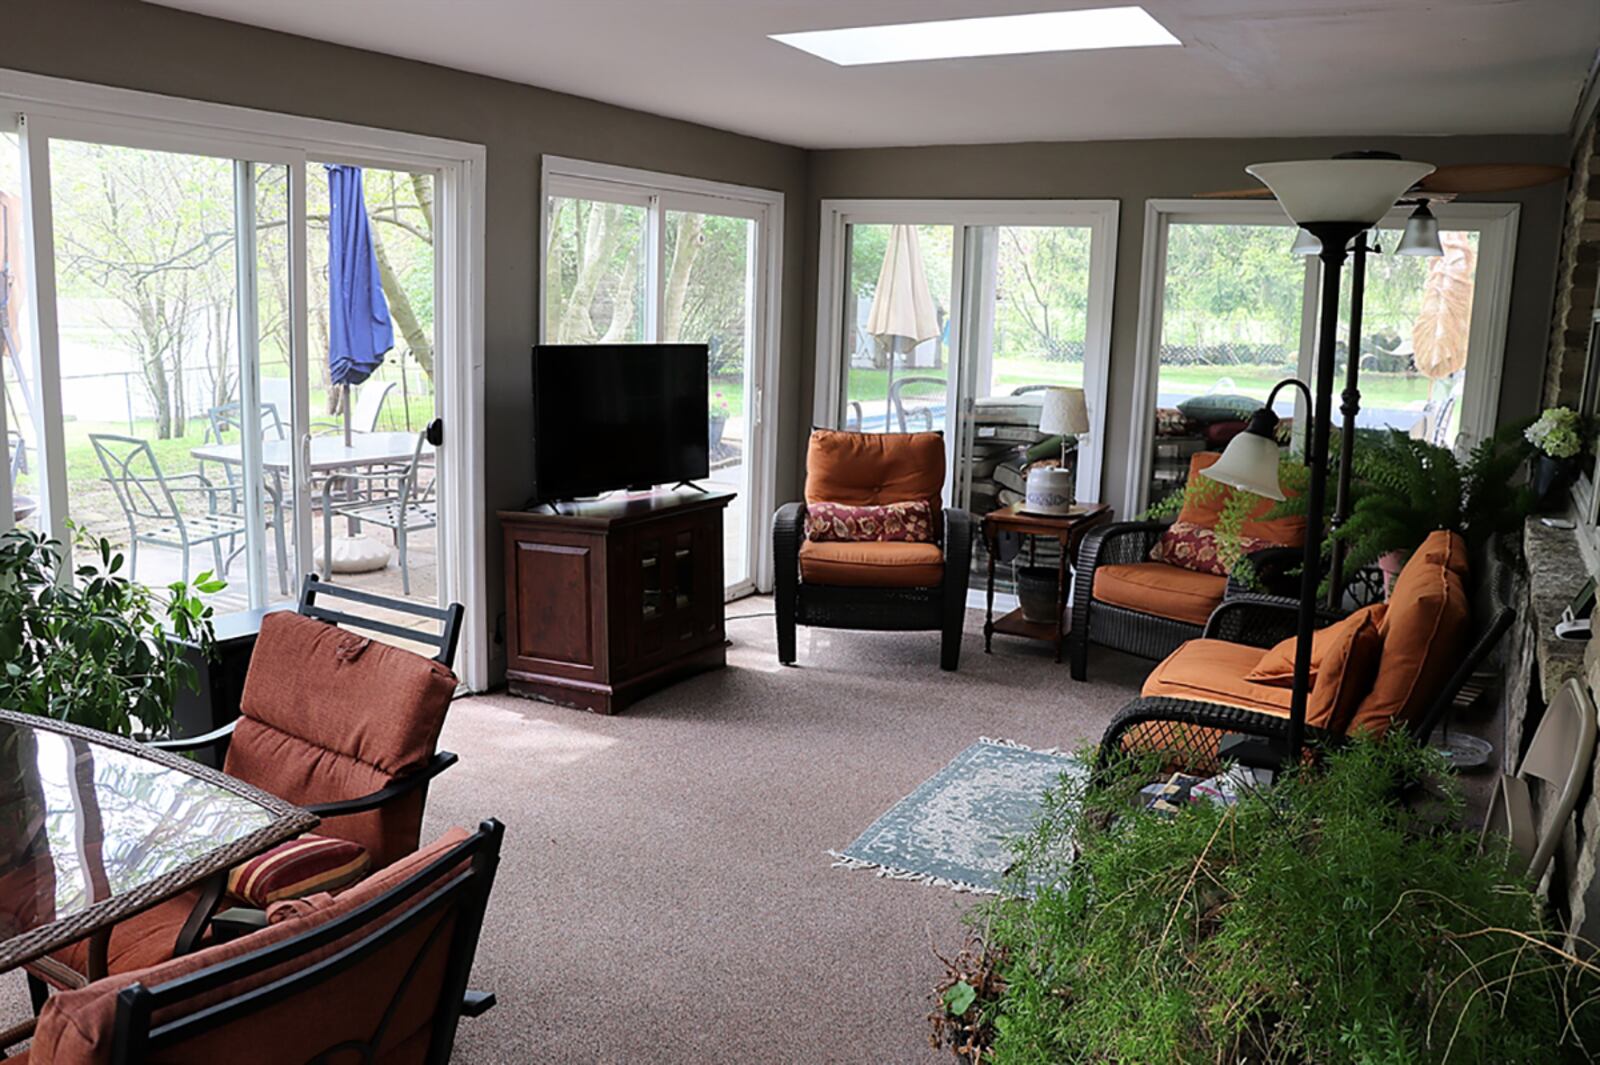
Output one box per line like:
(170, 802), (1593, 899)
(982, 502), (1112, 663)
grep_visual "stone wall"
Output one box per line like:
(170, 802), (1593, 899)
(1544, 120), (1600, 408)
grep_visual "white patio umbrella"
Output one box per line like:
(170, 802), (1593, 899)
(865, 225), (941, 432)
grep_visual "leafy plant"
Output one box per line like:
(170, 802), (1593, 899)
(0, 526), (222, 736)
(1329, 425), (1532, 587)
(933, 739), (1600, 1064)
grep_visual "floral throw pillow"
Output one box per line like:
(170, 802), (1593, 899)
(805, 500), (935, 543)
(1149, 520), (1276, 577)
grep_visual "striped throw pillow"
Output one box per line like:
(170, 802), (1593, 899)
(226, 834), (372, 908)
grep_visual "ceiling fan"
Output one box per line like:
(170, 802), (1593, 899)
(1200, 151), (1570, 203)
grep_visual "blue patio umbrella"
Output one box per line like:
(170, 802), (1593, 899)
(326, 164), (393, 444)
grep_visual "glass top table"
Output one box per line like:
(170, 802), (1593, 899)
(0, 710), (316, 977)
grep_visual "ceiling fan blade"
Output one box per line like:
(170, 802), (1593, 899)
(1195, 187), (1275, 199)
(1418, 163), (1569, 194)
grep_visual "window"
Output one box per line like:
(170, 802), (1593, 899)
(540, 159), (783, 597)
(1128, 201), (1520, 515)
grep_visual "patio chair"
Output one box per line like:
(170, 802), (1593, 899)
(322, 429), (438, 595)
(29, 609), (461, 993)
(774, 429), (972, 671)
(13, 822), (502, 1065)
(1095, 530), (1515, 779)
(203, 402), (291, 594)
(89, 433), (284, 586)
(1482, 678), (1598, 883)
(312, 379), (396, 436)
(888, 374), (946, 432)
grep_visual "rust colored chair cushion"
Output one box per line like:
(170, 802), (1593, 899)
(804, 499), (935, 543)
(1346, 529), (1471, 736)
(36, 892), (202, 988)
(804, 429), (945, 517)
(1092, 562), (1228, 627)
(225, 611), (458, 869)
(1305, 608), (1386, 733)
(798, 539), (945, 588)
(1176, 452), (1306, 546)
(1141, 639), (1294, 717)
(226, 834), (372, 908)
(29, 828), (474, 1065)
(1244, 604), (1389, 687)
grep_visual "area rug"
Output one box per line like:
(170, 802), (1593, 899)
(829, 738), (1085, 894)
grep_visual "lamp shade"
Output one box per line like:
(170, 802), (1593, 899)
(1396, 204), (1443, 257)
(1290, 227), (1321, 255)
(1245, 159), (1435, 226)
(1038, 386), (1089, 436)
(1200, 410), (1285, 501)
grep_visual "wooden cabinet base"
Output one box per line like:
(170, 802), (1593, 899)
(500, 490), (733, 716)
(507, 642), (727, 715)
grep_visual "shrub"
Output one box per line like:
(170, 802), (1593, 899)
(933, 740), (1600, 1064)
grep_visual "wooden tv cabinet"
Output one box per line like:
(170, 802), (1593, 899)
(499, 489), (733, 714)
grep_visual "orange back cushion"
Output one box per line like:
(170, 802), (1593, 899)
(224, 612), (459, 868)
(1347, 530), (1471, 736)
(1177, 452), (1305, 547)
(1244, 604), (1389, 687)
(805, 429), (944, 515)
(1306, 608), (1386, 731)
(30, 828), (473, 1065)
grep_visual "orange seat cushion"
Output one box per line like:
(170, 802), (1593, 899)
(1244, 604), (1389, 687)
(29, 828), (473, 1065)
(805, 429), (945, 516)
(34, 891), (201, 987)
(225, 612), (458, 869)
(1092, 562), (1227, 627)
(1142, 639), (1294, 716)
(1347, 529), (1470, 736)
(798, 539), (945, 588)
(1178, 452), (1306, 546)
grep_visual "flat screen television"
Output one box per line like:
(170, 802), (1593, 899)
(531, 343), (710, 502)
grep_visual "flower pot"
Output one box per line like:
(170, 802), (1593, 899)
(1532, 454), (1578, 512)
(1015, 565), (1061, 625)
(708, 413), (728, 449)
(1377, 549), (1407, 600)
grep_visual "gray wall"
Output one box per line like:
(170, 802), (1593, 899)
(806, 137), (1569, 516)
(0, 0), (811, 678)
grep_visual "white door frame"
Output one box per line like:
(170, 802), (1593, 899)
(1125, 198), (1520, 516)
(0, 67), (490, 691)
(539, 155), (785, 597)
(813, 198), (1120, 506)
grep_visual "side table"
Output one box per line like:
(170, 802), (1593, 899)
(982, 502), (1112, 662)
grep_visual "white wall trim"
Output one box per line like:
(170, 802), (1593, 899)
(812, 197), (1120, 505)
(0, 66), (491, 691)
(539, 155), (785, 595)
(1125, 197), (1521, 515)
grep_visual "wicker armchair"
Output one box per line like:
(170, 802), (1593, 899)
(1070, 519), (1299, 681)
(1097, 557), (1515, 779)
(774, 429), (972, 672)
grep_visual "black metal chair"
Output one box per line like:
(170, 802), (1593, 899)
(23, 821), (502, 1065)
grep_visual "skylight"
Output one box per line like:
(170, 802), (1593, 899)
(769, 6), (1181, 67)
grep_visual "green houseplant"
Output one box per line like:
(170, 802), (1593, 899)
(1525, 406), (1587, 510)
(931, 740), (1600, 1064)
(0, 526), (222, 737)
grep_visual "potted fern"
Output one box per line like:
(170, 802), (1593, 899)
(1329, 425), (1532, 593)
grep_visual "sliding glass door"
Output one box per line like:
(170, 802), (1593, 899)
(817, 202), (1118, 515)
(7, 116), (459, 623)
(542, 161), (782, 598)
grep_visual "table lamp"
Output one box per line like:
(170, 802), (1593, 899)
(1024, 386), (1089, 515)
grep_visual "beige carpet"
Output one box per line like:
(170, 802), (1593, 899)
(432, 600), (1148, 1063)
(0, 600), (1149, 1062)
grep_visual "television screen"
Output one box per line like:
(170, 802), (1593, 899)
(532, 343), (710, 502)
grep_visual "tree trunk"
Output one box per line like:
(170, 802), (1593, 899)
(662, 212), (704, 342)
(371, 224), (434, 382)
(601, 241), (641, 342)
(557, 202), (629, 343)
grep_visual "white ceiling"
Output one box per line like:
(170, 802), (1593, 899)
(145, 0), (1598, 149)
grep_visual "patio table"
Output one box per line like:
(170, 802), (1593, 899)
(0, 710), (316, 985)
(191, 431), (431, 580)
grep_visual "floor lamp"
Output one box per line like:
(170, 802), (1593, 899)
(1201, 157), (1435, 764)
